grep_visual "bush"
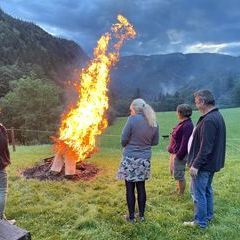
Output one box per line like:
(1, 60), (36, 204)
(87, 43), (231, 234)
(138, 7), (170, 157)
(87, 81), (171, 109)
(0, 75), (62, 144)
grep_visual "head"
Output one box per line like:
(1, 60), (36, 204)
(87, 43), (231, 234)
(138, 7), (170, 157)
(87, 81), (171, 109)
(176, 104), (192, 120)
(130, 98), (146, 115)
(130, 98), (157, 127)
(194, 90), (215, 114)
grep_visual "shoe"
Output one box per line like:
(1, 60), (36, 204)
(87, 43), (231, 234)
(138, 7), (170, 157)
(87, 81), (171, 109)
(124, 215), (135, 223)
(183, 221), (196, 226)
(7, 219), (16, 225)
(2, 217), (16, 225)
(183, 221), (197, 227)
(135, 212), (145, 222)
(183, 221), (207, 229)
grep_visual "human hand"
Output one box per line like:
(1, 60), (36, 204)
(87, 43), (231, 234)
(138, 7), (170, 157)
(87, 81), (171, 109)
(190, 166), (198, 177)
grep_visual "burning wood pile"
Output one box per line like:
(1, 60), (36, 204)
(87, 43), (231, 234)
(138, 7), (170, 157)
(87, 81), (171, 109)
(22, 157), (99, 181)
(50, 15), (136, 176)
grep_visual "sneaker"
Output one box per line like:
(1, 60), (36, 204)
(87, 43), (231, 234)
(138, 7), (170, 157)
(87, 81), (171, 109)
(135, 212), (145, 222)
(183, 221), (207, 229)
(124, 215), (135, 224)
(2, 217), (16, 225)
(183, 221), (197, 227)
(7, 219), (16, 225)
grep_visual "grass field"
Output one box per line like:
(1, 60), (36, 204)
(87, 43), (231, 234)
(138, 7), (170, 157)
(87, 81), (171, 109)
(6, 108), (240, 240)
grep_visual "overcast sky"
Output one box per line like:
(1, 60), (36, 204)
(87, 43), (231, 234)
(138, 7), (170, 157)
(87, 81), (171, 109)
(1, 0), (240, 56)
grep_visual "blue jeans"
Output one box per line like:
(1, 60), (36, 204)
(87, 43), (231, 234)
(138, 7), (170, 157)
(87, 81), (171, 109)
(190, 170), (214, 228)
(0, 169), (8, 219)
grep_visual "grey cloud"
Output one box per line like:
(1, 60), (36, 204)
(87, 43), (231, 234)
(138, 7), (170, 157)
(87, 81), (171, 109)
(1, 0), (240, 56)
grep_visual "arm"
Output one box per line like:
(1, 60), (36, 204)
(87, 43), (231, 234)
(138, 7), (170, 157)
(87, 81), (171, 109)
(3, 126), (10, 159)
(121, 117), (132, 147)
(192, 120), (216, 169)
(176, 125), (193, 160)
(151, 125), (159, 146)
(0, 125), (10, 168)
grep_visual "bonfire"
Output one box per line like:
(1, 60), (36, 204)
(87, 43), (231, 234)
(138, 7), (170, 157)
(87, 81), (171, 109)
(50, 15), (136, 176)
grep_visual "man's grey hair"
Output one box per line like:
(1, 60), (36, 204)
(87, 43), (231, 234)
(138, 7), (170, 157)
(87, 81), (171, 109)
(194, 90), (215, 106)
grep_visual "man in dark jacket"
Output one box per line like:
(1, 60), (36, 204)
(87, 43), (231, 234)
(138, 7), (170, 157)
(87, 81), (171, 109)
(184, 90), (226, 229)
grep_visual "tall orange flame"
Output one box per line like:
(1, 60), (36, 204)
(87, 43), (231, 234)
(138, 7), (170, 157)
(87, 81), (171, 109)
(54, 15), (136, 162)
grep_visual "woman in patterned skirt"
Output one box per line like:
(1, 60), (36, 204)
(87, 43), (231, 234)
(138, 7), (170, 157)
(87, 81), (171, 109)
(117, 98), (159, 222)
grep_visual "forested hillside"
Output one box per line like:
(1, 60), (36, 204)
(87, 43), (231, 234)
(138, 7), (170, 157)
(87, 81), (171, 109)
(0, 8), (88, 143)
(0, 8), (88, 96)
(110, 53), (240, 112)
(1, 8), (240, 142)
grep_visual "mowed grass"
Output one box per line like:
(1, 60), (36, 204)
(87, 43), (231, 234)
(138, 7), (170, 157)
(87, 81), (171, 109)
(6, 108), (240, 240)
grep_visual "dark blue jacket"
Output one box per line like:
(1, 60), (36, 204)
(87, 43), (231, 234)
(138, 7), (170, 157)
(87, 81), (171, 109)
(188, 108), (226, 172)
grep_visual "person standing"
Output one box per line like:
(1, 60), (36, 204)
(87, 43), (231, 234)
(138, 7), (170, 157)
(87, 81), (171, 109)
(168, 104), (194, 195)
(0, 123), (15, 224)
(117, 98), (159, 223)
(184, 90), (226, 228)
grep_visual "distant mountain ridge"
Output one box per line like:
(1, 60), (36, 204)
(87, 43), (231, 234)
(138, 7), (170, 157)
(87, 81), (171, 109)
(1, 8), (240, 107)
(110, 53), (240, 104)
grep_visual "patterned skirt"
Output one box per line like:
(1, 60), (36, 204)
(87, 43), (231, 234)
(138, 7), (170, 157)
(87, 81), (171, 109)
(117, 156), (151, 182)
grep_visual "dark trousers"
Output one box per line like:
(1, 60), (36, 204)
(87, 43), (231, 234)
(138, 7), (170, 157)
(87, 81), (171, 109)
(125, 180), (146, 219)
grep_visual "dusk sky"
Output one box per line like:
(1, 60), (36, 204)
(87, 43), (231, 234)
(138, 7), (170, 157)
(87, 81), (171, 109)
(1, 0), (240, 56)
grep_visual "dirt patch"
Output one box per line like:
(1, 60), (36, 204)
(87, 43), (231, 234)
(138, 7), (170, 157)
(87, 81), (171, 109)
(22, 157), (99, 181)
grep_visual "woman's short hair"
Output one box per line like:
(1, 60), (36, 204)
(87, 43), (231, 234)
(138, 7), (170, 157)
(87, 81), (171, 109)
(194, 89), (215, 106)
(177, 104), (192, 118)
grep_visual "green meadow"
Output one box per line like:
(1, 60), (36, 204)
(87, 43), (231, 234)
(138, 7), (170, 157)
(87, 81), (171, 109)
(6, 108), (240, 240)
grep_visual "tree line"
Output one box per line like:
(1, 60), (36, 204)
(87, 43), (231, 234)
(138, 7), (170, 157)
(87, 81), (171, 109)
(1, 66), (240, 144)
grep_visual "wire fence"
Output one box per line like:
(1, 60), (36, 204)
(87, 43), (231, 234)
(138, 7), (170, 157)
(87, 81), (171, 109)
(6, 128), (55, 151)
(5, 128), (240, 156)
(5, 128), (170, 152)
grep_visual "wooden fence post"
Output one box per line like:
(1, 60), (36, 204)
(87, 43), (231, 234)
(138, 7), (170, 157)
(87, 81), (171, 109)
(11, 127), (16, 152)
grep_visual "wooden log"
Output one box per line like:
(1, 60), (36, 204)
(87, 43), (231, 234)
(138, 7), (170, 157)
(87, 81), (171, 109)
(0, 219), (31, 240)
(50, 152), (76, 175)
